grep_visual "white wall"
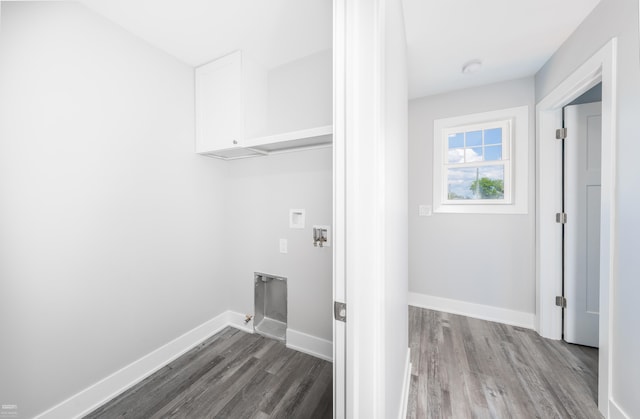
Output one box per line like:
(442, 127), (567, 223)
(382, 1), (409, 417)
(267, 49), (333, 135)
(221, 51), (335, 346)
(0, 3), (228, 417)
(228, 48), (335, 344)
(223, 148), (333, 342)
(535, 0), (640, 416)
(408, 78), (536, 315)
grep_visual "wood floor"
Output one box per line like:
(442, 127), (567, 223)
(407, 306), (602, 419)
(85, 308), (600, 419)
(85, 327), (332, 419)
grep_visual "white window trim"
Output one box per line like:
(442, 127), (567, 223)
(433, 106), (529, 214)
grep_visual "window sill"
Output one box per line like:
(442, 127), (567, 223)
(434, 202), (528, 214)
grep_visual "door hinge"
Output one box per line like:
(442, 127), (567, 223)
(556, 212), (567, 224)
(334, 301), (346, 322)
(555, 296), (567, 308)
(556, 128), (567, 140)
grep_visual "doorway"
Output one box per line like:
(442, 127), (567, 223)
(536, 38), (617, 417)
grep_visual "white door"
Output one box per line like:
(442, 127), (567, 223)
(564, 102), (602, 347)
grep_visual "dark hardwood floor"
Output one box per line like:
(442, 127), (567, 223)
(84, 307), (601, 418)
(85, 327), (332, 419)
(407, 306), (602, 419)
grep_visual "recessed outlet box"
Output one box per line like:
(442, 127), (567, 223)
(313, 225), (331, 247)
(289, 209), (305, 229)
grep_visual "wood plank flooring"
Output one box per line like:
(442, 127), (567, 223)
(407, 306), (602, 419)
(85, 327), (332, 419)
(84, 308), (600, 418)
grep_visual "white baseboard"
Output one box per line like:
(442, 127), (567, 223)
(399, 347), (411, 419)
(409, 292), (535, 330)
(286, 328), (333, 362)
(609, 399), (630, 419)
(35, 311), (332, 419)
(35, 310), (230, 419)
(232, 312), (333, 362)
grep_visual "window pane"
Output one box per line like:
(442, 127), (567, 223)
(475, 165), (505, 199)
(465, 147), (483, 162)
(447, 167), (477, 200)
(484, 145), (502, 161)
(447, 165), (504, 200)
(484, 127), (502, 145)
(448, 133), (464, 148)
(466, 130), (482, 147)
(448, 148), (464, 163)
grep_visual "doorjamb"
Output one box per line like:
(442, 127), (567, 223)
(333, 0), (388, 417)
(535, 38), (617, 417)
(332, 0), (347, 417)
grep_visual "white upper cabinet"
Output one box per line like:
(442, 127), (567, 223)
(195, 51), (267, 158)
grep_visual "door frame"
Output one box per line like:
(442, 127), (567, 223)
(332, 0), (346, 417)
(335, 0), (387, 414)
(535, 38), (617, 417)
(333, 0), (409, 417)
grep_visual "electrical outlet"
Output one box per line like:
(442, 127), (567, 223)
(419, 204), (432, 216)
(279, 239), (288, 254)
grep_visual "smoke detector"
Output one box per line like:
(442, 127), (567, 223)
(462, 59), (483, 74)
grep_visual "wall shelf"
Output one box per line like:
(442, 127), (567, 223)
(202, 125), (333, 160)
(196, 50), (332, 161)
(245, 125), (332, 153)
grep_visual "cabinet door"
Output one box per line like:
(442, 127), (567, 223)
(195, 52), (242, 153)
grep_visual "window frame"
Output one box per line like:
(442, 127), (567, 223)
(432, 106), (529, 214)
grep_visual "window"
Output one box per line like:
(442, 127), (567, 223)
(433, 106), (528, 214)
(444, 121), (511, 202)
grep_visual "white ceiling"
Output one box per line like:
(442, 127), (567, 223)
(77, 0), (333, 70)
(76, 0), (601, 99)
(402, 0), (601, 98)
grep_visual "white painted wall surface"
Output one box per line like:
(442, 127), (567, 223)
(535, 0), (640, 416)
(223, 148), (333, 342)
(408, 78), (536, 314)
(0, 3), (228, 417)
(382, 1), (409, 417)
(266, 49), (333, 136)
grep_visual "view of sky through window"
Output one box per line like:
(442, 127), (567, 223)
(446, 126), (505, 200)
